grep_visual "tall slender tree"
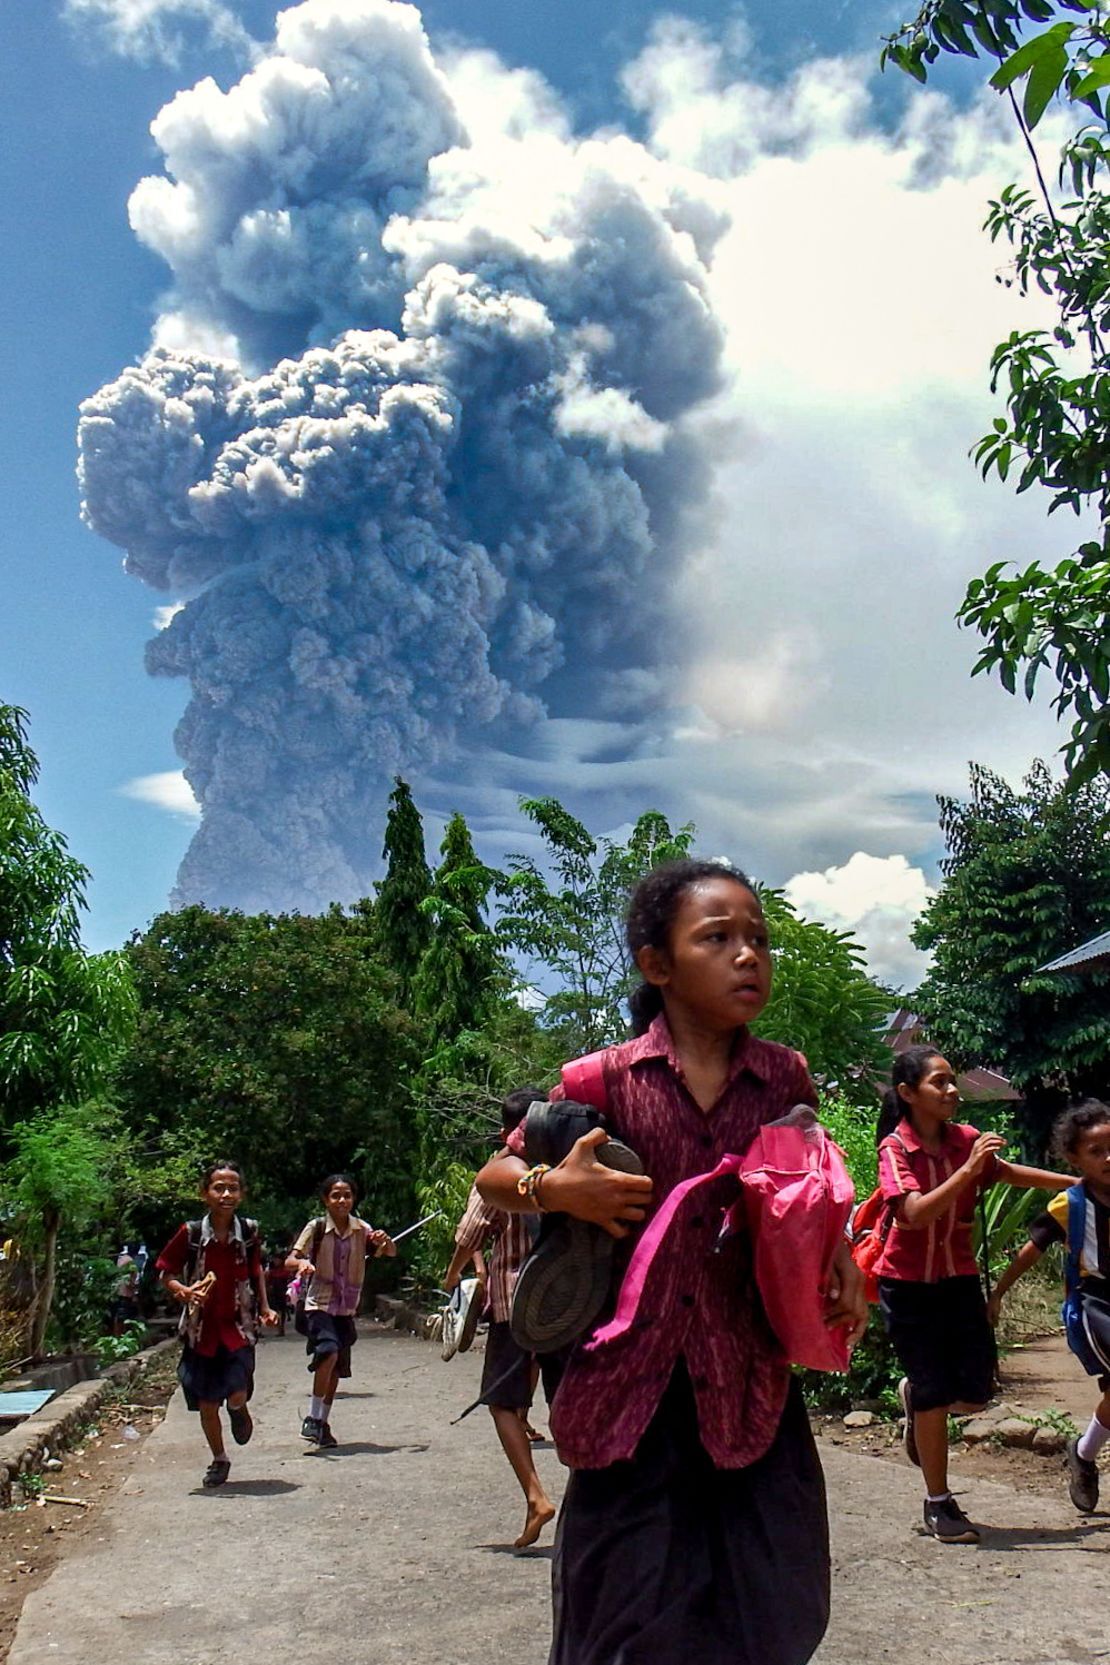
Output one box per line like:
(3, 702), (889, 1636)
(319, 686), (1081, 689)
(375, 777), (432, 1003)
(413, 812), (505, 1041)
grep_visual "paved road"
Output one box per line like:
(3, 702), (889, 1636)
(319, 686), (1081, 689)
(10, 1325), (1110, 1665)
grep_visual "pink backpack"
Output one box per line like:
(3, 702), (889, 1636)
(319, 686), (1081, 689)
(561, 1055), (855, 1373)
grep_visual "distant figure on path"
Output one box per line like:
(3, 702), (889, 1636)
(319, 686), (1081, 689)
(988, 1098), (1110, 1514)
(478, 859), (868, 1665)
(157, 1160), (279, 1489)
(873, 1045), (1070, 1543)
(287, 1174), (395, 1448)
(446, 1085), (561, 1550)
(111, 1251), (139, 1335)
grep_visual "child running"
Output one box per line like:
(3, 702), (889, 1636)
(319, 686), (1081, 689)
(287, 1175), (395, 1447)
(157, 1160), (279, 1488)
(873, 1046), (1071, 1543)
(987, 1099), (1110, 1513)
(446, 1085), (561, 1550)
(477, 859), (867, 1665)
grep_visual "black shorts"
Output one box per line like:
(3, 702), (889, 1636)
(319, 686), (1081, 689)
(178, 1342), (255, 1412)
(481, 1321), (567, 1411)
(878, 1275), (996, 1412)
(1076, 1282), (1110, 1391)
(305, 1310), (357, 1377)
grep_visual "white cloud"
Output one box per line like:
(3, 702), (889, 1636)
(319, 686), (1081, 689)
(785, 852), (934, 990)
(152, 602), (185, 630)
(64, 0), (254, 66)
(119, 770), (201, 819)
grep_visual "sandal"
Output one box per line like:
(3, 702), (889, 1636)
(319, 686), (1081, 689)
(510, 1100), (644, 1355)
(202, 1457), (231, 1488)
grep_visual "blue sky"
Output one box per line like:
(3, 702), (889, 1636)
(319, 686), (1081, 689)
(1, 0), (1068, 981)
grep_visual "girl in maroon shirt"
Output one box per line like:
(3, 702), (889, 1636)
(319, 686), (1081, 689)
(874, 1046), (1069, 1544)
(478, 859), (867, 1665)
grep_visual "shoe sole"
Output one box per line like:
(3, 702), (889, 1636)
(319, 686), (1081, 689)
(929, 1526), (980, 1544)
(229, 1408), (253, 1446)
(898, 1378), (920, 1467)
(1066, 1439), (1100, 1512)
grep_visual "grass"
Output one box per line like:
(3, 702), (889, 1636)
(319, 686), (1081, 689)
(992, 1248), (1064, 1352)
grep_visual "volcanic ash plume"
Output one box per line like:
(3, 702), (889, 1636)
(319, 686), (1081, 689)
(78, 0), (730, 911)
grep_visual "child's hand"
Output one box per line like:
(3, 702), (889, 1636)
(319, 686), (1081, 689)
(370, 1230), (396, 1259)
(824, 1241), (869, 1348)
(986, 1292), (1003, 1328)
(964, 1132), (1006, 1180)
(260, 1306), (281, 1329)
(299, 1260), (316, 1277)
(542, 1127), (654, 1239)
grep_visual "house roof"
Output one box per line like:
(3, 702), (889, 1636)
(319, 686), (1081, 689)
(880, 1008), (1021, 1103)
(1039, 929), (1110, 974)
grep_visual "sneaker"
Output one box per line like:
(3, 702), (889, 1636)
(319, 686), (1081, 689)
(510, 1100), (644, 1356)
(1066, 1436), (1100, 1513)
(228, 1405), (253, 1446)
(441, 1276), (484, 1361)
(898, 1378), (919, 1467)
(300, 1415), (324, 1445)
(202, 1457), (231, 1488)
(923, 1495), (979, 1544)
(319, 1423), (338, 1449)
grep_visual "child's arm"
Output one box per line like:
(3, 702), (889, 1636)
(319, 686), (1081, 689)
(477, 1128), (653, 1239)
(896, 1133), (1006, 1229)
(444, 1242), (486, 1291)
(986, 1239), (1043, 1327)
(995, 1158), (1073, 1192)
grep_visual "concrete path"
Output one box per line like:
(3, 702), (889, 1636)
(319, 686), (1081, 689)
(9, 1324), (1110, 1665)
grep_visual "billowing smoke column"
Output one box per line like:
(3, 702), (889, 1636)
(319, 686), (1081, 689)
(79, 0), (729, 911)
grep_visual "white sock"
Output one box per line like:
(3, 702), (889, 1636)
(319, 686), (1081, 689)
(926, 1492), (951, 1504)
(1077, 1415), (1110, 1462)
(308, 1396), (327, 1421)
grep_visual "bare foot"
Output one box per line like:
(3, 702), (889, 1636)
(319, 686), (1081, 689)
(514, 1495), (556, 1550)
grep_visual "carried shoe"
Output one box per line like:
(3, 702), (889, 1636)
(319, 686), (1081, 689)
(1066, 1436), (1100, 1513)
(319, 1423), (338, 1449)
(923, 1495), (979, 1544)
(898, 1378), (919, 1467)
(202, 1457), (231, 1488)
(510, 1099), (644, 1355)
(441, 1276), (484, 1361)
(301, 1415), (324, 1445)
(228, 1405), (253, 1446)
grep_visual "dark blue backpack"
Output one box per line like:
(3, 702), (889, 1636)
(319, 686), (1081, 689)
(1062, 1185), (1104, 1377)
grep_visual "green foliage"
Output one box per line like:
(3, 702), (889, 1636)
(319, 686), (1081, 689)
(798, 1312), (902, 1413)
(406, 1159), (480, 1295)
(376, 778), (432, 1000)
(413, 813), (507, 1042)
(94, 1319), (147, 1367)
(48, 1250), (124, 1353)
(912, 760), (1110, 1151)
(498, 801), (696, 1053)
(882, 2), (1110, 786)
(817, 1089), (879, 1196)
(755, 891), (892, 1103)
(974, 1179), (1043, 1261)
(0, 704), (135, 1138)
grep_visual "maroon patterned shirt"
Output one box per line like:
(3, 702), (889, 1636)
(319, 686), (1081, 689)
(508, 1014), (816, 1471)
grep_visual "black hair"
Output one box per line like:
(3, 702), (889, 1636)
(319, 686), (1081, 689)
(875, 1045), (946, 1147)
(625, 858), (757, 1038)
(200, 1159), (244, 1190)
(1052, 1099), (1110, 1163)
(319, 1172), (359, 1203)
(501, 1086), (544, 1135)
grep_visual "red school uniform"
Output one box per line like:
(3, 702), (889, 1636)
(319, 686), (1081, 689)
(874, 1117), (1000, 1283)
(157, 1221), (263, 1356)
(509, 1013), (817, 1471)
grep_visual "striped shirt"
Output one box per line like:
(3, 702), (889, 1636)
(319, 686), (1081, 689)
(507, 1013), (817, 1471)
(875, 1118), (998, 1283)
(293, 1215), (378, 1316)
(1029, 1185), (1110, 1281)
(453, 1184), (534, 1323)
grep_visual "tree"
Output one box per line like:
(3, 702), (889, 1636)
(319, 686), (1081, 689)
(754, 889), (892, 1101)
(0, 704), (134, 1141)
(412, 812), (506, 1042)
(883, 2), (1110, 785)
(375, 778), (432, 1002)
(911, 759), (1110, 1151)
(497, 801), (696, 1052)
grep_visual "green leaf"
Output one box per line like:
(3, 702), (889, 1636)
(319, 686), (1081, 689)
(989, 22), (1075, 91)
(1024, 45), (1070, 126)
(1071, 56), (1110, 99)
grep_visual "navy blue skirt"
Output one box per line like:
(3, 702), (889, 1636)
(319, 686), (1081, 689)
(549, 1363), (828, 1665)
(178, 1342), (255, 1411)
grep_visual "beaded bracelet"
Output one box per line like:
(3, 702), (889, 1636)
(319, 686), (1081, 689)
(516, 1163), (551, 1210)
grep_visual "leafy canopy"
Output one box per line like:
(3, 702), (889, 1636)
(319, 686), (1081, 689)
(376, 778), (432, 1000)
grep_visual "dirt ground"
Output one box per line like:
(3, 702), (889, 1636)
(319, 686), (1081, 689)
(0, 1351), (178, 1663)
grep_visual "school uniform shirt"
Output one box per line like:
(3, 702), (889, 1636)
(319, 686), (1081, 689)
(157, 1219), (262, 1356)
(453, 1183), (533, 1323)
(508, 1013), (817, 1471)
(874, 1118), (999, 1284)
(293, 1216), (378, 1316)
(1029, 1185), (1110, 1280)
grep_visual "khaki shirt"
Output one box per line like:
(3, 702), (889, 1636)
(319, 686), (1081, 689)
(293, 1215), (377, 1316)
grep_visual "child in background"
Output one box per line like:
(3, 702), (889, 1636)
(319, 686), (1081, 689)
(477, 859), (867, 1665)
(874, 1046), (1071, 1543)
(987, 1099), (1110, 1513)
(158, 1160), (279, 1488)
(287, 1175), (395, 1447)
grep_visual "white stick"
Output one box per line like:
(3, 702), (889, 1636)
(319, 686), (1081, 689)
(390, 1210), (444, 1245)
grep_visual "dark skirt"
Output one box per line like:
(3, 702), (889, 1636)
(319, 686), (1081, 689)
(878, 1274), (996, 1412)
(305, 1310), (357, 1377)
(549, 1362), (829, 1665)
(178, 1342), (255, 1411)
